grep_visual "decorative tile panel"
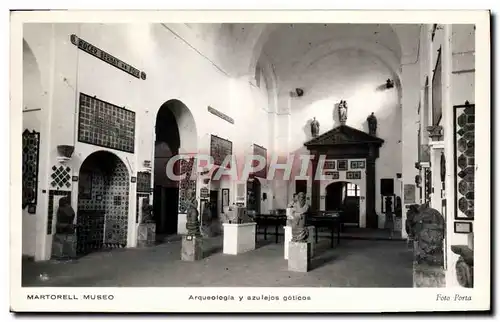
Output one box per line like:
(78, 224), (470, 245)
(252, 144), (267, 178)
(178, 157), (196, 214)
(454, 104), (474, 220)
(346, 171), (362, 180)
(103, 160), (129, 247)
(47, 190), (72, 235)
(78, 93), (136, 153)
(22, 129), (40, 208)
(76, 154), (129, 253)
(137, 171), (151, 193)
(50, 165), (72, 189)
(210, 135), (232, 167)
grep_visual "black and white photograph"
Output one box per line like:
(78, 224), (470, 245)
(8, 8), (491, 313)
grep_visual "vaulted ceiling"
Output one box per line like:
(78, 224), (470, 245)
(169, 23), (421, 89)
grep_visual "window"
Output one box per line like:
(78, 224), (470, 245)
(346, 183), (359, 197)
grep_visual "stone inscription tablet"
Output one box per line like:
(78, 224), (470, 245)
(78, 93), (136, 153)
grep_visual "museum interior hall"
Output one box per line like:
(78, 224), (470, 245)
(21, 23), (475, 288)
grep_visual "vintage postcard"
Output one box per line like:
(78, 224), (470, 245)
(10, 9), (491, 313)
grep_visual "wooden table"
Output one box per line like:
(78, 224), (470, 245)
(253, 214), (287, 243)
(306, 212), (342, 248)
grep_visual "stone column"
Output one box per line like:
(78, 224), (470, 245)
(365, 155), (378, 228)
(441, 24), (457, 287)
(310, 153), (320, 212)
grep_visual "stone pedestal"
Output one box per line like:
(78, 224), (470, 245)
(223, 222), (256, 255)
(284, 226), (315, 259)
(177, 213), (187, 235)
(413, 262), (445, 287)
(181, 235), (204, 261)
(288, 242), (311, 272)
(137, 223), (156, 247)
(51, 234), (77, 259)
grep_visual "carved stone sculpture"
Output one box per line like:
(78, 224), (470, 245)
(310, 117), (320, 138)
(184, 194), (201, 237)
(405, 204), (420, 238)
(406, 204), (445, 266)
(55, 197), (76, 234)
(367, 112), (377, 136)
(286, 193), (298, 226)
(427, 125), (443, 141)
(287, 192), (309, 242)
(451, 245), (474, 288)
(395, 196), (402, 218)
(338, 100), (348, 125)
(141, 202), (154, 224)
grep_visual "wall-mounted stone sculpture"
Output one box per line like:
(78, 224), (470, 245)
(367, 112), (377, 136)
(310, 117), (320, 138)
(338, 100), (348, 125)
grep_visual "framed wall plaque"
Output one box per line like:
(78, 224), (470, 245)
(324, 160), (336, 170)
(324, 171), (340, 179)
(454, 221), (473, 234)
(403, 184), (416, 204)
(350, 160), (365, 169)
(346, 171), (362, 180)
(337, 160), (348, 171)
(222, 188), (230, 208)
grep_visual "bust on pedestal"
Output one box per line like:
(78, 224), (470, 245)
(181, 194), (204, 261)
(287, 192), (312, 272)
(51, 197), (77, 259)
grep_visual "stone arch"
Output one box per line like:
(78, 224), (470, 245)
(153, 99), (198, 236)
(77, 150), (130, 255)
(23, 39), (44, 112)
(154, 99), (198, 155)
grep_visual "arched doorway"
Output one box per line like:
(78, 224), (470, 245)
(325, 181), (360, 227)
(154, 99), (198, 238)
(77, 151), (129, 256)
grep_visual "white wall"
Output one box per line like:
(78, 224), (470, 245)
(23, 23), (272, 260)
(447, 24), (475, 287)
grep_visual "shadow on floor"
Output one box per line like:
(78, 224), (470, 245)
(204, 245), (223, 257)
(255, 238), (276, 249)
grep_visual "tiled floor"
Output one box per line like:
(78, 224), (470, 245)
(22, 236), (413, 288)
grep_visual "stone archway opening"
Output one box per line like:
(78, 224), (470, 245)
(325, 181), (361, 227)
(154, 99), (198, 238)
(77, 150), (129, 256)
